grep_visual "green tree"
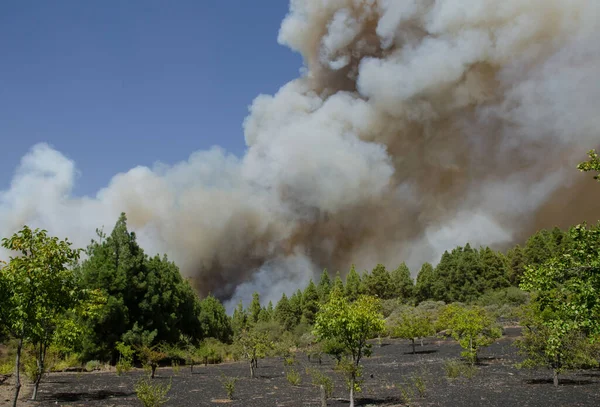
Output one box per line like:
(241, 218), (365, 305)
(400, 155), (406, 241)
(78, 214), (203, 361)
(288, 290), (303, 328)
(249, 292), (262, 325)
(515, 304), (596, 386)
(333, 271), (344, 294)
(415, 263), (434, 302)
(314, 292), (385, 407)
(258, 301), (274, 323)
(0, 226), (82, 406)
(344, 265), (361, 301)
(317, 269), (332, 303)
(479, 247), (510, 291)
(302, 280), (320, 324)
(390, 263), (414, 301)
(577, 149), (600, 181)
(199, 294), (233, 343)
(236, 328), (272, 378)
(438, 304), (502, 365)
(506, 245), (527, 285)
(231, 300), (248, 336)
(274, 294), (295, 331)
(389, 308), (434, 354)
(363, 264), (394, 299)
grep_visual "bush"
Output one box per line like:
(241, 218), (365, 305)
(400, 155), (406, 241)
(0, 361), (13, 376)
(411, 374), (426, 397)
(171, 359), (180, 374)
(85, 360), (103, 372)
(220, 375), (238, 400)
(307, 368), (333, 398)
(134, 377), (171, 407)
(286, 368), (302, 386)
(115, 342), (134, 376)
(444, 359), (477, 379)
(477, 287), (529, 307)
(51, 353), (81, 372)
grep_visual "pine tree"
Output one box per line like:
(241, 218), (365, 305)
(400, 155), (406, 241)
(232, 300), (248, 336)
(415, 263), (434, 302)
(317, 269), (332, 303)
(302, 279), (320, 324)
(289, 290), (303, 327)
(390, 262), (414, 300)
(199, 294), (233, 343)
(345, 265), (361, 301)
(249, 292), (262, 325)
(364, 264), (394, 299)
(479, 247), (510, 291)
(333, 271), (345, 295)
(506, 245), (527, 285)
(274, 294), (295, 331)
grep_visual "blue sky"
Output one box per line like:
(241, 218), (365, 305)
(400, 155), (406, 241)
(0, 1), (302, 196)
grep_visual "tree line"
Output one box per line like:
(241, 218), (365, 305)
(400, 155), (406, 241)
(0, 148), (599, 406)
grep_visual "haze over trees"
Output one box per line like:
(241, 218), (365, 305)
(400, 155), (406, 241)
(0, 151), (598, 404)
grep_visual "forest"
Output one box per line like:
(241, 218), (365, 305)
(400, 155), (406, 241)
(0, 149), (599, 407)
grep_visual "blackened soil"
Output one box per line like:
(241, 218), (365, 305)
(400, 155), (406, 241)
(3, 328), (600, 407)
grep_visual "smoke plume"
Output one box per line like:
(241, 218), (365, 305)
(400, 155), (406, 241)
(2, 0), (600, 311)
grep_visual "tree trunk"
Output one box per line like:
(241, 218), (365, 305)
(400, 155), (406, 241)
(420, 338), (424, 347)
(12, 338), (23, 407)
(32, 341), (47, 400)
(349, 377), (355, 407)
(151, 364), (157, 379)
(320, 384), (327, 407)
(553, 369), (559, 387)
(469, 337), (474, 365)
(190, 363), (193, 373)
(250, 361), (255, 379)
(411, 338), (416, 354)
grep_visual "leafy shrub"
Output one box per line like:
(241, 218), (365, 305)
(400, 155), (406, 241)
(286, 368), (302, 386)
(444, 359), (477, 379)
(51, 353), (81, 372)
(399, 385), (414, 405)
(284, 355), (296, 366)
(115, 341), (134, 376)
(171, 359), (180, 374)
(0, 361), (13, 376)
(307, 368), (333, 398)
(220, 375), (238, 400)
(85, 360), (102, 372)
(134, 377), (171, 407)
(411, 374), (426, 397)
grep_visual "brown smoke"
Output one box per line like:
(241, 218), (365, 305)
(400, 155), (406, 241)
(1, 0), (599, 309)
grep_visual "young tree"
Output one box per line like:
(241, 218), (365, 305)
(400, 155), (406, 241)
(0, 226), (82, 406)
(389, 308), (434, 354)
(515, 305), (596, 386)
(438, 304), (502, 365)
(519, 222), (600, 384)
(577, 149), (600, 181)
(236, 328), (272, 378)
(314, 291), (385, 407)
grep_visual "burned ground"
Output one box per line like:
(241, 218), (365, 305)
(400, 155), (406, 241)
(2, 328), (600, 407)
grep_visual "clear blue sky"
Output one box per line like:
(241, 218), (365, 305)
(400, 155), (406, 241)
(0, 1), (302, 196)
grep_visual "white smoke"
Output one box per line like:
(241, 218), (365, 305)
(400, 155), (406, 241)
(1, 0), (600, 312)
